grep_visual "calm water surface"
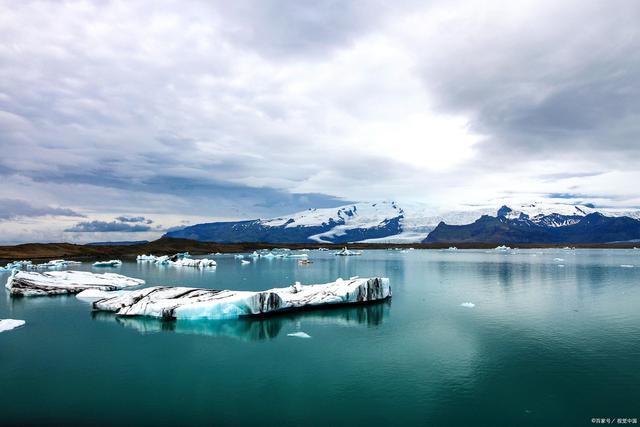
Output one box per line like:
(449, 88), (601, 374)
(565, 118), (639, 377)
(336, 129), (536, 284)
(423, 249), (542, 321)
(1, 249), (640, 426)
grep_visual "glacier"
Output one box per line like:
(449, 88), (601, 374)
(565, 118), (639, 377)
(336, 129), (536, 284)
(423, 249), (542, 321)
(164, 200), (640, 244)
(92, 277), (391, 320)
(6, 270), (145, 296)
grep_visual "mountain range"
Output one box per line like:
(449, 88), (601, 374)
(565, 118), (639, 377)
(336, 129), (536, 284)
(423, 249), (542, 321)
(163, 201), (640, 244)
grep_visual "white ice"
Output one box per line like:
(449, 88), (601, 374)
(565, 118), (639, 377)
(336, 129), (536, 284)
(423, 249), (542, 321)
(94, 277), (391, 320)
(0, 319), (25, 333)
(460, 302), (475, 308)
(93, 260), (122, 267)
(6, 270), (145, 296)
(287, 332), (311, 339)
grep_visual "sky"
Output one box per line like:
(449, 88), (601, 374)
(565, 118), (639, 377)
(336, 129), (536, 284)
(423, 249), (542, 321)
(0, 0), (639, 243)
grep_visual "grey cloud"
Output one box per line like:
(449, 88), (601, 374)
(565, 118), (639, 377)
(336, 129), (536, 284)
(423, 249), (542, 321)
(116, 216), (153, 224)
(0, 199), (83, 220)
(65, 221), (153, 233)
(414, 1), (640, 165)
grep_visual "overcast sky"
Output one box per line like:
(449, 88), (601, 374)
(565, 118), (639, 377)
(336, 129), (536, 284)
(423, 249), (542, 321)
(1, 0), (639, 243)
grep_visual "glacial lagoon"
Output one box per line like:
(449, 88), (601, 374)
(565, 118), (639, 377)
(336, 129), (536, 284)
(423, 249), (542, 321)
(2, 249), (640, 426)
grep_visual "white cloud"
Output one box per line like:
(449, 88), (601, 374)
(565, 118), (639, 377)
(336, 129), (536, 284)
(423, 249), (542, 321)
(0, 0), (638, 242)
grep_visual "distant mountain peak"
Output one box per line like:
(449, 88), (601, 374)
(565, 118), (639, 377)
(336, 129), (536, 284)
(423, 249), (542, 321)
(163, 201), (640, 244)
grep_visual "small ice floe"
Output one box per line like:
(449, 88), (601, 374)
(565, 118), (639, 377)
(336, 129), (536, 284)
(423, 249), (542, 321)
(234, 254), (245, 259)
(553, 258), (564, 262)
(287, 332), (311, 339)
(494, 245), (511, 251)
(76, 289), (127, 300)
(334, 247), (362, 256)
(557, 264), (565, 268)
(286, 254), (309, 259)
(172, 258), (216, 268)
(460, 302), (475, 308)
(620, 264), (634, 268)
(240, 260), (250, 265)
(35, 259), (81, 269)
(93, 260), (122, 267)
(0, 319), (26, 333)
(136, 254), (157, 262)
(447, 247), (458, 251)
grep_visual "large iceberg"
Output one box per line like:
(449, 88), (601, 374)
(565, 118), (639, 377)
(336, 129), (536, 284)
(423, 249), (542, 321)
(5, 270), (145, 296)
(93, 277), (391, 320)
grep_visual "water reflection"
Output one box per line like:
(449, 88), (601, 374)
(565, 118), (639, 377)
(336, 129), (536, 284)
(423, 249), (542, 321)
(91, 301), (390, 341)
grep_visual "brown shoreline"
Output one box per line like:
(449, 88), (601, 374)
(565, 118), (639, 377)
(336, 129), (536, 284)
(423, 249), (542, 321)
(0, 237), (638, 262)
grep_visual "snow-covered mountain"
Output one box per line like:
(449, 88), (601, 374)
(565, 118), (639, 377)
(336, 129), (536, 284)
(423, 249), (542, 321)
(163, 201), (640, 244)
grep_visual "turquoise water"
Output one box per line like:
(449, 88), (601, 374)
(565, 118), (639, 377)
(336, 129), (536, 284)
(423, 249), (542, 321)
(1, 249), (640, 426)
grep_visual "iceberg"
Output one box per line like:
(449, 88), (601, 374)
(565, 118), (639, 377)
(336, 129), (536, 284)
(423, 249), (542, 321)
(93, 260), (122, 267)
(334, 247), (362, 256)
(2, 259), (81, 271)
(93, 277), (391, 320)
(460, 302), (475, 308)
(240, 260), (251, 265)
(0, 319), (25, 333)
(136, 254), (157, 262)
(171, 258), (216, 268)
(494, 245), (511, 251)
(6, 270), (145, 296)
(287, 331), (311, 338)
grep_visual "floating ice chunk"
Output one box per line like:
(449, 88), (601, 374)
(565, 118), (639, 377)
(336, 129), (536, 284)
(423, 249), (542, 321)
(287, 254), (309, 259)
(553, 258), (564, 262)
(240, 260), (250, 265)
(494, 245), (511, 251)
(93, 277), (391, 320)
(137, 254), (157, 262)
(172, 258), (216, 268)
(234, 254), (245, 259)
(93, 260), (122, 267)
(0, 319), (25, 333)
(287, 332), (311, 339)
(557, 264), (565, 268)
(460, 302), (475, 308)
(6, 270), (145, 296)
(334, 247), (362, 256)
(620, 264), (634, 268)
(35, 259), (81, 269)
(154, 255), (170, 265)
(447, 247), (458, 251)
(76, 289), (127, 300)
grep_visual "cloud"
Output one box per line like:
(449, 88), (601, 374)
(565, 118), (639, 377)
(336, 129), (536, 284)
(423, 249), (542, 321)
(0, 199), (83, 220)
(116, 216), (153, 224)
(0, 0), (639, 243)
(65, 221), (153, 233)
